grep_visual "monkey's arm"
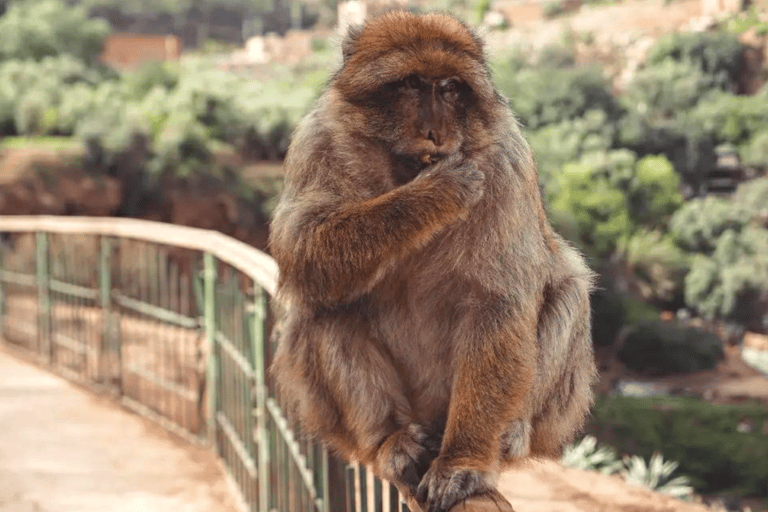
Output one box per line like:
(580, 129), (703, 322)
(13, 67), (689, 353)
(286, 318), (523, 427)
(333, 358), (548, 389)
(271, 158), (483, 305)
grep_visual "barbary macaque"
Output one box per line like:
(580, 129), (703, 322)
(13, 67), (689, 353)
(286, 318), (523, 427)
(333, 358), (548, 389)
(269, 11), (596, 512)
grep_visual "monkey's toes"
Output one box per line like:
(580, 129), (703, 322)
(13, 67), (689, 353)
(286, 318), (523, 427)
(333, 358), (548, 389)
(376, 424), (440, 495)
(416, 462), (493, 512)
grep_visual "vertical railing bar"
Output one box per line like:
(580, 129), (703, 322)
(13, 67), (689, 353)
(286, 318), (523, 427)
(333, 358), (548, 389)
(36, 231), (51, 362)
(374, 478), (383, 512)
(320, 447), (329, 512)
(251, 284), (269, 512)
(346, 466), (357, 512)
(204, 252), (218, 449)
(388, 483), (399, 512)
(100, 236), (112, 387)
(359, 465), (368, 512)
(115, 239), (124, 396)
(158, 246), (170, 426)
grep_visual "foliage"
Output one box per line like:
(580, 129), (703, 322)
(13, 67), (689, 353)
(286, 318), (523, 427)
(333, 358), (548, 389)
(621, 230), (688, 304)
(561, 435), (623, 474)
(621, 453), (694, 499)
(0, 0), (110, 64)
(646, 31), (744, 91)
(0, 55), (104, 136)
(720, 8), (768, 36)
(669, 196), (751, 253)
(542, 0), (567, 19)
(669, 180), (768, 327)
(617, 320), (723, 374)
(684, 228), (768, 327)
(561, 436), (692, 499)
(623, 59), (720, 120)
(548, 150), (681, 257)
(497, 65), (620, 130)
(528, 109), (615, 184)
(589, 396), (768, 497)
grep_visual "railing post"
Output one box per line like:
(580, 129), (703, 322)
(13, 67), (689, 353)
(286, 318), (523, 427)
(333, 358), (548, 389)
(203, 252), (219, 449)
(251, 286), (270, 512)
(99, 236), (114, 386)
(36, 232), (51, 361)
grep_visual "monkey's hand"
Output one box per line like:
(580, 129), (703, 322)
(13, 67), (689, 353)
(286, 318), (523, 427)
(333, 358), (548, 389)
(416, 458), (495, 512)
(418, 154), (485, 211)
(375, 424), (440, 497)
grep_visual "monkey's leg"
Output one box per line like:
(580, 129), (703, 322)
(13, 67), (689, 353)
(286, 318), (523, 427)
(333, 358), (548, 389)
(280, 318), (440, 496)
(416, 306), (536, 512)
(528, 274), (595, 457)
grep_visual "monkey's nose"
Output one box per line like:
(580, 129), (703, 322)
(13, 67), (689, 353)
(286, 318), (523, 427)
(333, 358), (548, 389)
(425, 129), (442, 146)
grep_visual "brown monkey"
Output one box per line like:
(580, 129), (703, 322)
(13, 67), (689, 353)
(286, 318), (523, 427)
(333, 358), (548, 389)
(269, 11), (596, 512)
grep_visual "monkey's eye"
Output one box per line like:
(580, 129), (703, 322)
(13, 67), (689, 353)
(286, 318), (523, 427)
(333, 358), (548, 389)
(439, 79), (462, 100)
(404, 74), (422, 90)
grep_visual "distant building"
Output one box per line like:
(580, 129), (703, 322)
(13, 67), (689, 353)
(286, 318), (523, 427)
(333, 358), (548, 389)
(100, 34), (182, 70)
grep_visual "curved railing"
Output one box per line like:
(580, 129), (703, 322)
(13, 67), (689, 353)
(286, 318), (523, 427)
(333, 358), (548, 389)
(0, 215), (408, 512)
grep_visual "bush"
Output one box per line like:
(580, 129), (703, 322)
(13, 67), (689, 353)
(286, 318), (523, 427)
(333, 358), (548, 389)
(617, 320), (723, 374)
(589, 396), (768, 497)
(496, 65), (620, 130)
(647, 31), (743, 91)
(622, 230), (688, 305)
(548, 150), (681, 258)
(0, 0), (110, 64)
(669, 196), (751, 253)
(684, 228), (768, 327)
(529, 109), (616, 186)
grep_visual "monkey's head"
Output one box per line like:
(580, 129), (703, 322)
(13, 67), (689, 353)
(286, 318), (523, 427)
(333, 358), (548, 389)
(333, 12), (501, 172)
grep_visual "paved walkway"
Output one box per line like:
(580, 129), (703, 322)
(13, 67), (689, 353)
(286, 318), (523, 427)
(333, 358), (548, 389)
(0, 348), (239, 512)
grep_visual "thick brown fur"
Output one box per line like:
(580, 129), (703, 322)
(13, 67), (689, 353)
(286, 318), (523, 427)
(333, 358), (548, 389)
(269, 11), (597, 512)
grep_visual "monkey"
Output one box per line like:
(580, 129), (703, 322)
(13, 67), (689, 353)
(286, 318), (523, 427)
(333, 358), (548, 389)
(268, 11), (597, 512)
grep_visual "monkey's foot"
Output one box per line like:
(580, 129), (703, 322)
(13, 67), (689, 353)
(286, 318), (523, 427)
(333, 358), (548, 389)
(416, 460), (495, 512)
(375, 424), (440, 496)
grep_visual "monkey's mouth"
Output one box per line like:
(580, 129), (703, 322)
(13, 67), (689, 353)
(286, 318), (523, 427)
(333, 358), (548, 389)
(420, 153), (441, 165)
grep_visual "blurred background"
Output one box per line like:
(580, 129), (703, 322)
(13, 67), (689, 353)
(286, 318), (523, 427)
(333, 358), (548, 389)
(0, 0), (767, 509)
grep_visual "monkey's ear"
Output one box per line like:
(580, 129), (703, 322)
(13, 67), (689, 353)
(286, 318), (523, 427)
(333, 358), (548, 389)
(342, 24), (364, 62)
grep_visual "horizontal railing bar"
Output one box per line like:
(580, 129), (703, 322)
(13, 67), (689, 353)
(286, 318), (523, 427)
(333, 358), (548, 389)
(50, 279), (98, 301)
(0, 216), (277, 295)
(0, 269), (37, 287)
(215, 332), (256, 380)
(114, 293), (199, 329)
(266, 398), (321, 506)
(216, 411), (257, 477)
(52, 333), (88, 354)
(124, 365), (199, 401)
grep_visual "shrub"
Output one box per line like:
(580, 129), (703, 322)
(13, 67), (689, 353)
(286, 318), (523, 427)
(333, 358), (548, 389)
(589, 396), (768, 497)
(0, 0), (110, 64)
(684, 228), (768, 327)
(647, 31), (743, 91)
(497, 66), (620, 130)
(617, 320), (723, 374)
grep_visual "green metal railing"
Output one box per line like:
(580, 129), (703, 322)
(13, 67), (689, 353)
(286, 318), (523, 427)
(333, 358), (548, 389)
(0, 215), (408, 512)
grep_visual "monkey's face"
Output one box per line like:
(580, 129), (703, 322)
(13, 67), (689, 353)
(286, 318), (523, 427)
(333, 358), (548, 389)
(382, 74), (468, 166)
(333, 12), (500, 175)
